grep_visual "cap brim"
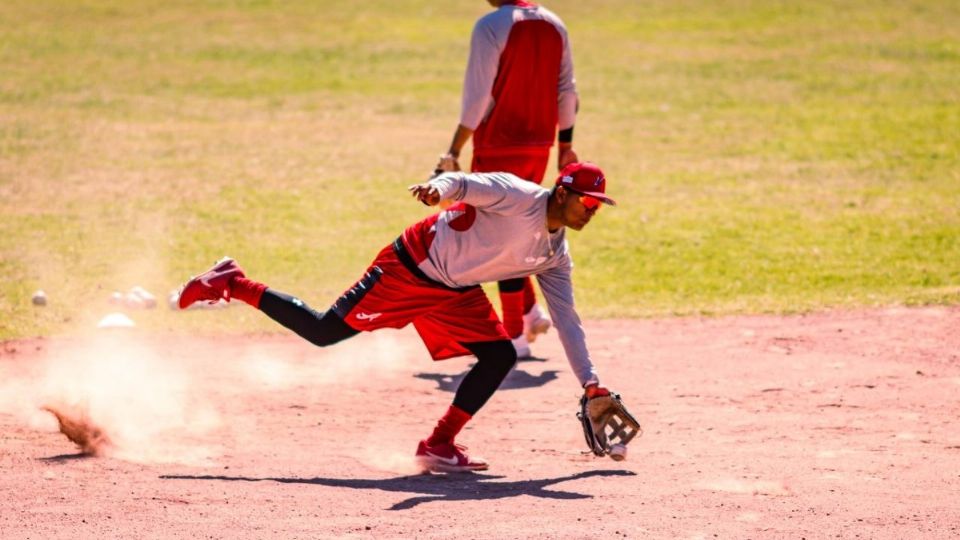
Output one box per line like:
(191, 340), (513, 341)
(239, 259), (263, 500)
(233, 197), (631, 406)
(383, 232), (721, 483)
(582, 191), (617, 206)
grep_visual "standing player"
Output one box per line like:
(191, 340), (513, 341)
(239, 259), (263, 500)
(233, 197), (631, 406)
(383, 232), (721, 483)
(177, 162), (615, 473)
(434, 0), (580, 358)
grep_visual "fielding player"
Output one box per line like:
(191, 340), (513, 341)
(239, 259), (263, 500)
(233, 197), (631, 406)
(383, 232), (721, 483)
(435, 0), (580, 358)
(178, 163), (614, 473)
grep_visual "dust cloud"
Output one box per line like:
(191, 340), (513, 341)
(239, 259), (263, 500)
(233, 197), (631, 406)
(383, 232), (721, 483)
(235, 328), (425, 390)
(0, 332), (222, 465)
(0, 326), (436, 470)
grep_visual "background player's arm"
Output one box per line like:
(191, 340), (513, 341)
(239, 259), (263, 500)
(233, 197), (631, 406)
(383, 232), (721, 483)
(435, 17), (500, 173)
(433, 125), (474, 174)
(445, 125), (474, 161)
(557, 19), (579, 170)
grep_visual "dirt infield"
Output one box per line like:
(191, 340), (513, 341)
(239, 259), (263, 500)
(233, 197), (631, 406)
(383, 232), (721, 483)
(1, 307), (959, 539)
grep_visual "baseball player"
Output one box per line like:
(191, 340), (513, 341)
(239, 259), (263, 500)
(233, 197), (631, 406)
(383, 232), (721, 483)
(177, 162), (614, 473)
(434, 0), (580, 359)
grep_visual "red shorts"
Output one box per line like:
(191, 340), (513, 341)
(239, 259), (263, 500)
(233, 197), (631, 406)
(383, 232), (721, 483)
(472, 147), (551, 184)
(332, 240), (508, 360)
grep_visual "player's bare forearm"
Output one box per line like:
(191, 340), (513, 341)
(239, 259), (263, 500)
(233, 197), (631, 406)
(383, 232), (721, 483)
(558, 143), (578, 171)
(447, 124), (474, 158)
(557, 125), (577, 170)
(431, 124), (474, 178)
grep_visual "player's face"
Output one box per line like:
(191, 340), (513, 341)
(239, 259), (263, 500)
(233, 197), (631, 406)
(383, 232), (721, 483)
(561, 188), (602, 231)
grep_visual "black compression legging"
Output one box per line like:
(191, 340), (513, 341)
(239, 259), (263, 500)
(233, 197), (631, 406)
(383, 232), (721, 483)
(455, 340), (517, 415)
(259, 289), (358, 346)
(258, 289), (517, 416)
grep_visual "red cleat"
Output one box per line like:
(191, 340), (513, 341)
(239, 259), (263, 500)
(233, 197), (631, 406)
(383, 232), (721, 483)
(415, 439), (489, 473)
(177, 257), (245, 309)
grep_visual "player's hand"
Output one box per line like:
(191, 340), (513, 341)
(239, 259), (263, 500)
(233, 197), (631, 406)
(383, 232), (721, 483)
(408, 183), (442, 206)
(558, 145), (578, 171)
(431, 153), (461, 179)
(584, 382), (610, 399)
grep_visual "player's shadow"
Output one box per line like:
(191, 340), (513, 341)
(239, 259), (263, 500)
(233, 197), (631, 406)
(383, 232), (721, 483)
(161, 469), (635, 510)
(415, 359), (559, 393)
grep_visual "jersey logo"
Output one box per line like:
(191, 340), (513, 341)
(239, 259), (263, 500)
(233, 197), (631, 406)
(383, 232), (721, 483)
(525, 256), (548, 265)
(355, 312), (382, 321)
(444, 202), (477, 232)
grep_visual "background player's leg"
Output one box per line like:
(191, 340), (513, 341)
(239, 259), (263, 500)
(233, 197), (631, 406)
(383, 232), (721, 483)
(497, 277), (526, 337)
(521, 278), (552, 343)
(522, 277), (537, 315)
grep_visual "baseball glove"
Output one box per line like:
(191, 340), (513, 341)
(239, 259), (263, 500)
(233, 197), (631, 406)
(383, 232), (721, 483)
(577, 388), (642, 457)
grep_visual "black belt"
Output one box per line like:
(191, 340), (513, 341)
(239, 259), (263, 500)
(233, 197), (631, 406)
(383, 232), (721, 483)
(392, 237), (477, 292)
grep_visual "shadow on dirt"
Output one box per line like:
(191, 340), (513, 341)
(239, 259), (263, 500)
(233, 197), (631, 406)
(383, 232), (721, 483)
(161, 469), (635, 510)
(38, 453), (91, 462)
(415, 360), (559, 393)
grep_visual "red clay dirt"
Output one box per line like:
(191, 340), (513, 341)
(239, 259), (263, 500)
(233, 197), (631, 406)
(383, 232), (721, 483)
(1, 307), (959, 539)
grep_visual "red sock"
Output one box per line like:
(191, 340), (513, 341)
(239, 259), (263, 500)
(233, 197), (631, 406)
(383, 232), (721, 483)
(521, 277), (536, 315)
(230, 277), (268, 308)
(499, 290), (524, 339)
(426, 405), (472, 446)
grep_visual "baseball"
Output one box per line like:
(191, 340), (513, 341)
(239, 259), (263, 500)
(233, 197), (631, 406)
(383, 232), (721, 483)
(609, 443), (627, 461)
(31, 290), (47, 306)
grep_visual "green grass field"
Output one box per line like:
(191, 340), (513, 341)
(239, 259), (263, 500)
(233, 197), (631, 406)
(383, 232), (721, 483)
(1, 0), (958, 338)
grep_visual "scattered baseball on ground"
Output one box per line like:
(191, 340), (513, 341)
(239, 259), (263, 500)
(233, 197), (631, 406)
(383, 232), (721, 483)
(110, 287), (158, 309)
(97, 312), (136, 329)
(609, 443), (627, 461)
(129, 286), (157, 308)
(124, 292), (147, 309)
(31, 290), (47, 306)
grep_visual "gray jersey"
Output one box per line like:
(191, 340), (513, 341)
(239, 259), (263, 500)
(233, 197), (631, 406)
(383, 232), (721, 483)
(410, 172), (597, 386)
(461, 3), (577, 131)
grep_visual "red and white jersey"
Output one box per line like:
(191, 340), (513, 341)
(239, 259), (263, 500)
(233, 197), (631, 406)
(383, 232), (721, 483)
(400, 172), (597, 386)
(460, 1), (578, 153)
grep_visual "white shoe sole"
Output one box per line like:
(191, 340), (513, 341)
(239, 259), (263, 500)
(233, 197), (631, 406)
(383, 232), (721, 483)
(415, 456), (489, 473)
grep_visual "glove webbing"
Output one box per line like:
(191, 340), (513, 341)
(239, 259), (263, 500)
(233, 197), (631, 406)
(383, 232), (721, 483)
(578, 393), (642, 456)
(604, 408), (641, 446)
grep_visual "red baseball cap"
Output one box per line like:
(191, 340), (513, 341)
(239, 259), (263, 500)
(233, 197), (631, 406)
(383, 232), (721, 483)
(555, 162), (617, 206)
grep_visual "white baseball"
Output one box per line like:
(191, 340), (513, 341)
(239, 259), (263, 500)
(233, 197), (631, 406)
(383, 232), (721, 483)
(608, 443), (627, 461)
(31, 290), (48, 306)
